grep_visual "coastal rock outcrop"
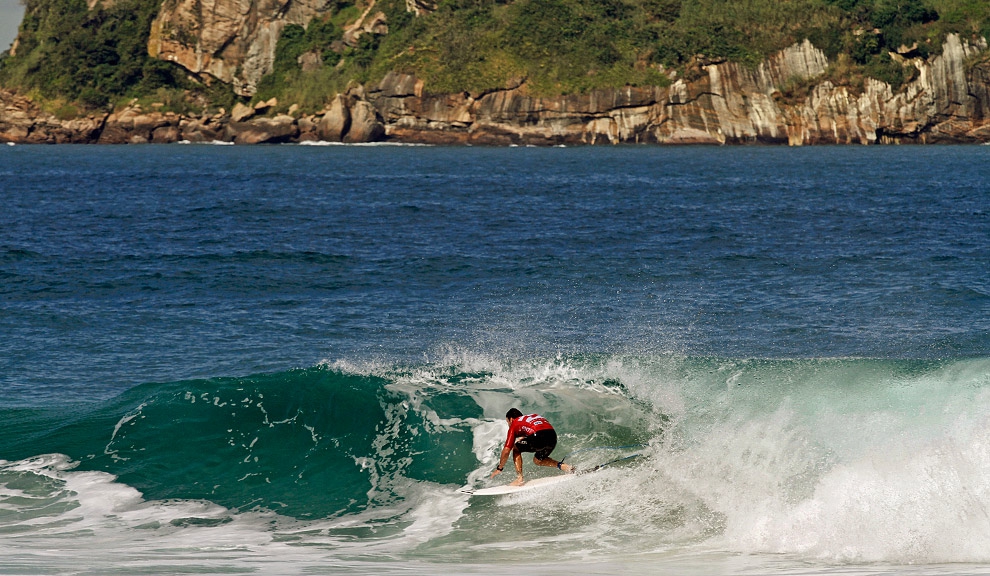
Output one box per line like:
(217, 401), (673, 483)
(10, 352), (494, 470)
(364, 35), (990, 145)
(342, 100), (385, 143)
(2, 35), (988, 145)
(228, 114), (300, 144)
(179, 115), (227, 142)
(315, 90), (386, 142)
(0, 90), (105, 144)
(98, 105), (183, 144)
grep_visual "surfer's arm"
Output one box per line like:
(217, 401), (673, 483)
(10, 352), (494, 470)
(491, 444), (512, 478)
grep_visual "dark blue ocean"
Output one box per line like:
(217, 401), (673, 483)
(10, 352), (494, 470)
(0, 143), (988, 575)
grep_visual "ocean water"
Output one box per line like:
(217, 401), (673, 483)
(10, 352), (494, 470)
(0, 143), (988, 575)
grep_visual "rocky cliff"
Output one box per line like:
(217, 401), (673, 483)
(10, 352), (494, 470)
(146, 0), (391, 97)
(372, 35), (990, 145)
(147, 0), (334, 97)
(3, 34), (989, 145)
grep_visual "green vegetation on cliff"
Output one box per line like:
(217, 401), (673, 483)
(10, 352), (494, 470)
(2, 0), (989, 112)
(0, 0), (192, 110)
(263, 0), (988, 102)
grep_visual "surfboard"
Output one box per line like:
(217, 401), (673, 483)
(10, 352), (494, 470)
(458, 474), (577, 496)
(458, 452), (643, 496)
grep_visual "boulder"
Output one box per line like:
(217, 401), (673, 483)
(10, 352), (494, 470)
(99, 109), (180, 144)
(254, 97), (278, 112)
(152, 125), (182, 143)
(230, 102), (255, 122)
(228, 114), (298, 144)
(343, 100), (385, 143)
(297, 115), (318, 140)
(317, 95), (351, 141)
(180, 117), (225, 142)
(298, 50), (323, 72)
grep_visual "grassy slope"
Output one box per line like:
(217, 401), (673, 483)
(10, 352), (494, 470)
(1, 0), (988, 114)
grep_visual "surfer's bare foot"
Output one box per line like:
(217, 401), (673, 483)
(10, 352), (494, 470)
(560, 463), (575, 474)
(509, 477), (525, 486)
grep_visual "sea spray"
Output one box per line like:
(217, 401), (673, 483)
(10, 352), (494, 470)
(4, 355), (989, 567)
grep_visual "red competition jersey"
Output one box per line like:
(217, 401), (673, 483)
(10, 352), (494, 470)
(504, 414), (554, 449)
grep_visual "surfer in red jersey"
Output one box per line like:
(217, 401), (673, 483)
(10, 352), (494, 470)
(491, 408), (575, 486)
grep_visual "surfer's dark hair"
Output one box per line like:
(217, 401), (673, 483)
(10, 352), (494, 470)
(506, 408), (523, 420)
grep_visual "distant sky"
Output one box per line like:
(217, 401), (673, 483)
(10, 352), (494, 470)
(1, 0), (24, 51)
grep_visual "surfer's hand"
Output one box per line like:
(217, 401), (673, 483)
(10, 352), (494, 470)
(491, 466), (502, 478)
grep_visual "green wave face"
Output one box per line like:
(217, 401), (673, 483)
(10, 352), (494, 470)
(3, 354), (989, 565)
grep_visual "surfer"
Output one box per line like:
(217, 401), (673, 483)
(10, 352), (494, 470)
(491, 408), (574, 486)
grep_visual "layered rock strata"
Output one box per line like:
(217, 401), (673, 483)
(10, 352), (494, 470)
(2, 35), (988, 145)
(373, 36), (990, 145)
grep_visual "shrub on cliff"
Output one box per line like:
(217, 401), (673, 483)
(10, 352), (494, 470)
(0, 0), (191, 109)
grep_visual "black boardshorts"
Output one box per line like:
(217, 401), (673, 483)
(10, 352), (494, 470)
(515, 429), (557, 460)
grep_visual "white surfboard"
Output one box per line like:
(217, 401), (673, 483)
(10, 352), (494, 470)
(459, 474), (577, 496)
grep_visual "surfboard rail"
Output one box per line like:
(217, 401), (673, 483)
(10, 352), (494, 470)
(458, 451), (642, 496)
(458, 474), (577, 496)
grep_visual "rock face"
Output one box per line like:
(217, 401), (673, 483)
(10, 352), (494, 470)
(340, 2), (389, 47)
(148, 0), (334, 97)
(147, 0), (392, 98)
(2, 35), (989, 145)
(370, 35), (990, 145)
